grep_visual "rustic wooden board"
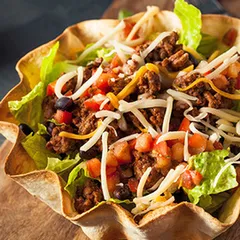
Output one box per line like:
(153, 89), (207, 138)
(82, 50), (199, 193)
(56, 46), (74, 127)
(1, 1), (240, 239)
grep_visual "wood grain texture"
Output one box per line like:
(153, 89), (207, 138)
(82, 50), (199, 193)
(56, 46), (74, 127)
(1, 1), (240, 239)
(0, 141), (89, 240)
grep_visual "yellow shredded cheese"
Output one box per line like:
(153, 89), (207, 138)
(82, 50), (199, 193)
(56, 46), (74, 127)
(183, 46), (204, 60)
(106, 92), (120, 108)
(59, 121), (101, 140)
(208, 50), (220, 63)
(59, 129), (97, 140)
(182, 65), (194, 72)
(145, 63), (159, 74)
(174, 77), (240, 100)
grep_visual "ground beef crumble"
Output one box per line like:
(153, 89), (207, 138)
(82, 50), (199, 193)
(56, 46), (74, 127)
(46, 125), (78, 154)
(74, 179), (103, 213)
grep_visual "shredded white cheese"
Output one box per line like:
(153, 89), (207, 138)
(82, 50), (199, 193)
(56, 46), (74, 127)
(189, 122), (209, 138)
(95, 110), (121, 120)
(134, 164), (185, 204)
(77, 21), (125, 62)
(166, 89), (198, 101)
(221, 109), (240, 118)
(184, 131), (190, 162)
(200, 120), (240, 143)
(126, 6), (159, 41)
(109, 133), (140, 149)
(118, 99), (167, 112)
(132, 53), (145, 67)
(110, 40), (127, 63)
(80, 117), (114, 151)
(216, 119), (233, 126)
(131, 108), (158, 138)
(225, 152), (240, 163)
(147, 177), (164, 192)
(156, 131), (186, 144)
(141, 31), (171, 59)
(101, 132), (111, 200)
(162, 96), (173, 134)
(137, 167), (152, 198)
(209, 132), (220, 143)
(192, 46), (238, 75)
(218, 124), (237, 134)
(55, 71), (77, 99)
(75, 66), (84, 91)
(206, 54), (239, 79)
(200, 107), (240, 123)
(100, 98), (110, 110)
(237, 121), (240, 135)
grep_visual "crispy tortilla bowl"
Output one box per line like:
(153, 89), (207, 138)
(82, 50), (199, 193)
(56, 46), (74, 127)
(1, 9), (240, 240)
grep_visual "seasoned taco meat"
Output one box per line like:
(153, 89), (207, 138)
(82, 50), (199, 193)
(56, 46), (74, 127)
(133, 150), (162, 188)
(46, 125), (78, 154)
(42, 95), (57, 120)
(74, 179), (103, 213)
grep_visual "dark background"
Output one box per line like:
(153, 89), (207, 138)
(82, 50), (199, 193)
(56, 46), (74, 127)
(0, 0), (112, 100)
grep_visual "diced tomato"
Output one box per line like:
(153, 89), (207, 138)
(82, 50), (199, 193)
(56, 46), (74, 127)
(153, 140), (171, 157)
(111, 54), (123, 68)
(123, 21), (137, 39)
(213, 141), (223, 150)
(84, 98), (100, 111)
(235, 74), (240, 90)
(212, 74), (229, 90)
(86, 158), (101, 178)
(81, 88), (91, 98)
(128, 178), (139, 193)
(65, 90), (73, 96)
(95, 73), (113, 92)
(129, 139), (136, 150)
(190, 170), (203, 186)
(113, 141), (132, 165)
(188, 133), (207, 155)
(135, 133), (153, 153)
(171, 142), (184, 162)
(106, 166), (117, 176)
(47, 81), (57, 96)
(205, 140), (215, 152)
(54, 110), (72, 124)
(223, 28), (238, 47)
(156, 155), (171, 168)
(106, 151), (118, 167)
(178, 117), (190, 132)
(107, 172), (120, 192)
(181, 170), (195, 189)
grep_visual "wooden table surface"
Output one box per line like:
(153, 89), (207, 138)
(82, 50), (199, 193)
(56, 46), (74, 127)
(1, 1), (240, 239)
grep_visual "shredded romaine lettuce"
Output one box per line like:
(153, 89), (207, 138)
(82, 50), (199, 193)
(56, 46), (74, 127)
(21, 132), (59, 169)
(46, 154), (80, 174)
(174, 0), (202, 50)
(64, 162), (90, 197)
(185, 150), (238, 210)
(118, 9), (133, 20)
(78, 44), (114, 66)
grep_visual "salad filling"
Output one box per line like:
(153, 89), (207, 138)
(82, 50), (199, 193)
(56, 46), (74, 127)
(8, 0), (240, 218)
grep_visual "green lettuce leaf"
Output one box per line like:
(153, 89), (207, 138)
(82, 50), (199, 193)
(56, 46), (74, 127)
(21, 133), (59, 169)
(64, 162), (90, 197)
(46, 154), (80, 174)
(37, 123), (49, 135)
(118, 9), (133, 20)
(174, 0), (202, 50)
(198, 192), (230, 213)
(40, 42), (60, 85)
(8, 82), (45, 131)
(78, 44), (114, 66)
(185, 150), (238, 209)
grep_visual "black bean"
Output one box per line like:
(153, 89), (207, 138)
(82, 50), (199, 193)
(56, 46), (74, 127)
(42, 134), (51, 142)
(47, 122), (55, 135)
(79, 146), (99, 160)
(19, 123), (34, 136)
(187, 52), (199, 67)
(55, 97), (73, 111)
(230, 145), (240, 155)
(113, 185), (131, 200)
